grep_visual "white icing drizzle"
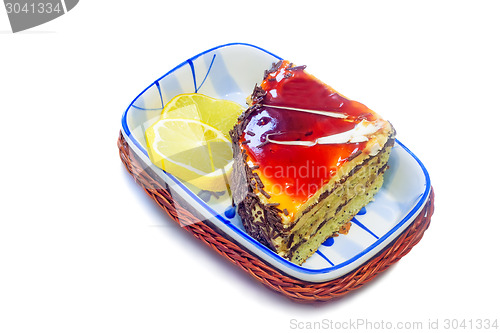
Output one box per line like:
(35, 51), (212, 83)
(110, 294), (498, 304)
(262, 104), (348, 119)
(266, 120), (383, 147)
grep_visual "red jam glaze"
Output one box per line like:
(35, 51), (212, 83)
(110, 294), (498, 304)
(242, 61), (379, 204)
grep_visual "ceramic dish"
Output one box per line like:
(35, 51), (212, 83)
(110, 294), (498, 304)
(120, 43), (431, 283)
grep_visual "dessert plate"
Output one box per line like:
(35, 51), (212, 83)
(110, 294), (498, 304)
(120, 43), (431, 283)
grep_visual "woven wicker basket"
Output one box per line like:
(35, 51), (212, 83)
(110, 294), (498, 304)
(118, 132), (434, 302)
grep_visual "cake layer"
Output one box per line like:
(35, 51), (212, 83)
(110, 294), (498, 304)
(289, 174), (385, 264)
(230, 60), (395, 265)
(283, 144), (392, 264)
(233, 133), (394, 264)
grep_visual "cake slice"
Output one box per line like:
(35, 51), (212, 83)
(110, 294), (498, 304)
(230, 60), (395, 265)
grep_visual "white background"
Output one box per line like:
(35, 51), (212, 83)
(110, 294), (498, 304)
(1, 1), (499, 332)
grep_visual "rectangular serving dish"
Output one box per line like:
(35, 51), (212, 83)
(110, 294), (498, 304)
(120, 43), (431, 283)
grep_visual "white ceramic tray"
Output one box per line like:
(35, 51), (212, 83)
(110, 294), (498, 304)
(120, 43), (431, 283)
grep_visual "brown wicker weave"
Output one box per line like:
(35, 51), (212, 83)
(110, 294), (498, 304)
(118, 132), (434, 302)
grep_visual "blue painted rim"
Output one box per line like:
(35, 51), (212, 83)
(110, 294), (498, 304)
(120, 42), (431, 276)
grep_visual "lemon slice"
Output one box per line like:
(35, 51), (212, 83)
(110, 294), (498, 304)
(160, 93), (244, 139)
(145, 118), (233, 191)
